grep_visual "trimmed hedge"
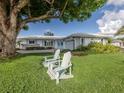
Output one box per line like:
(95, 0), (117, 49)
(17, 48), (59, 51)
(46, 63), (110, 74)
(26, 47), (54, 50)
(61, 49), (71, 53)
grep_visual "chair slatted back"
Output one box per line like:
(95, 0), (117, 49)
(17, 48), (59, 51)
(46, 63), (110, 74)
(54, 49), (60, 59)
(61, 52), (71, 68)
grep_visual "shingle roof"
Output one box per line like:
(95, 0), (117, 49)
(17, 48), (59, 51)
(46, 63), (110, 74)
(66, 33), (109, 38)
(17, 33), (109, 40)
(112, 40), (123, 43)
(17, 35), (65, 40)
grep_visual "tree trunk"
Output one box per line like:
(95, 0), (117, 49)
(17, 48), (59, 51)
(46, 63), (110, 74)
(0, 1), (26, 58)
(0, 29), (17, 57)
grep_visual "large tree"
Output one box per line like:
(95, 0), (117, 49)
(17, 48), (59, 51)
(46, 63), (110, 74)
(0, 0), (106, 57)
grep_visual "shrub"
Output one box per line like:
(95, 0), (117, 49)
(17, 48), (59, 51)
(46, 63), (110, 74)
(45, 47), (54, 49)
(107, 38), (112, 44)
(26, 47), (45, 50)
(88, 42), (120, 54)
(61, 49), (71, 53)
(74, 42), (120, 54)
(26, 47), (54, 50)
(74, 45), (89, 52)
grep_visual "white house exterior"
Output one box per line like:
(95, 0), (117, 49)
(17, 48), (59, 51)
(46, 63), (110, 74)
(17, 33), (109, 50)
(111, 40), (124, 48)
(112, 35), (124, 48)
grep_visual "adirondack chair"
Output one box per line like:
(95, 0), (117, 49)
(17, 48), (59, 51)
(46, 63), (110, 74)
(42, 49), (60, 67)
(47, 51), (74, 84)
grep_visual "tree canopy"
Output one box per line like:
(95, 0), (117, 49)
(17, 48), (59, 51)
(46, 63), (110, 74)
(8, 0), (106, 30)
(0, 0), (106, 57)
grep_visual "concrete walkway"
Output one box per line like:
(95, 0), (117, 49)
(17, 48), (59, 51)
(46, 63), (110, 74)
(17, 49), (54, 54)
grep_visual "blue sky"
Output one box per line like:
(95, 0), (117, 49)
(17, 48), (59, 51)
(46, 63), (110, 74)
(19, 0), (124, 36)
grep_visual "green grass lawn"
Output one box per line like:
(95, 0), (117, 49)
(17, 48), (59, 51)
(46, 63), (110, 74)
(0, 53), (124, 93)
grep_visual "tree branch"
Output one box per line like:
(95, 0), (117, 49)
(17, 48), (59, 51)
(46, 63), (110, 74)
(17, 0), (61, 32)
(10, 0), (29, 30)
(60, 0), (69, 17)
(44, 0), (51, 4)
(28, 0), (31, 18)
(44, 0), (55, 7)
(18, 13), (60, 31)
(0, 2), (7, 32)
(13, 0), (29, 13)
(22, 14), (60, 25)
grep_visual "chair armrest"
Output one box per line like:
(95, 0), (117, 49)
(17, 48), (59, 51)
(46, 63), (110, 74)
(54, 64), (72, 72)
(44, 56), (54, 60)
(48, 60), (62, 69)
(45, 58), (58, 62)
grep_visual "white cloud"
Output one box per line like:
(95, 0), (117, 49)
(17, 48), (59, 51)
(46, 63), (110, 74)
(97, 10), (124, 35)
(107, 0), (124, 6)
(44, 29), (52, 32)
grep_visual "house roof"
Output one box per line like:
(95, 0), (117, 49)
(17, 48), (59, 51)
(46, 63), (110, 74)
(66, 33), (109, 39)
(114, 35), (124, 39)
(17, 33), (109, 41)
(17, 35), (65, 40)
(112, 40), (123, 43)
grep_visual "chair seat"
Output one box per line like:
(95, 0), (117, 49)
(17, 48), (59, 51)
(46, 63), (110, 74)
(47, 66), (74, 80)
(47, 70), (56, 80)
(47, 69), (74, 80)
(42, 62), (49, 67)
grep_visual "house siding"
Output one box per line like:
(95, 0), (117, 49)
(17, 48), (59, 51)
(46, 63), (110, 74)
(65, 40), (74, 50)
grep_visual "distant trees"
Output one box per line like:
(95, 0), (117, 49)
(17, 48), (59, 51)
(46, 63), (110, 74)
(44, 32), (54, 36)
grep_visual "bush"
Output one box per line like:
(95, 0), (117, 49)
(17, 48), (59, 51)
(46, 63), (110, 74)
(74, 42), (120, 54)
(74, 45), (89, 52)
(61, 49), (71, 53)
(26, 47), (46, 50)
(26, 47), (54, 50)
(88, 42), (120, 54)
(45, 47), (54, 49)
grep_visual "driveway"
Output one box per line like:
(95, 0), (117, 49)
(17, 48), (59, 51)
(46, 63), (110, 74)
(17, 49), (55, 54)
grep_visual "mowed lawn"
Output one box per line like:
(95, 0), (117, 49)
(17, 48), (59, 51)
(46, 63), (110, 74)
(0, 53), (124, 93)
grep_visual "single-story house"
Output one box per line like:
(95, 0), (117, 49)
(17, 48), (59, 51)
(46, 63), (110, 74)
(17, 33), (109, 50)
(111, 40), (124, 48)
(112, 35), (124, 48)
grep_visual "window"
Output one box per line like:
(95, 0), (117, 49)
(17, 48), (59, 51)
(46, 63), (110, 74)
(58, 41), (63, 46)
(101, 39), (104, 42)
(44, 40), (53, 46)
(44, 41), (47, 46)
(58, 42), (60, 46)
(61, 42), (63, 46)
(82, 39), (84, 44)
(29, 40), (35, 44)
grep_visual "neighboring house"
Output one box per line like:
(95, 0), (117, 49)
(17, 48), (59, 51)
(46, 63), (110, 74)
(17, 33), (109, 50)
(112, 35), (124, 48)
(111, 40), (124, 48)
